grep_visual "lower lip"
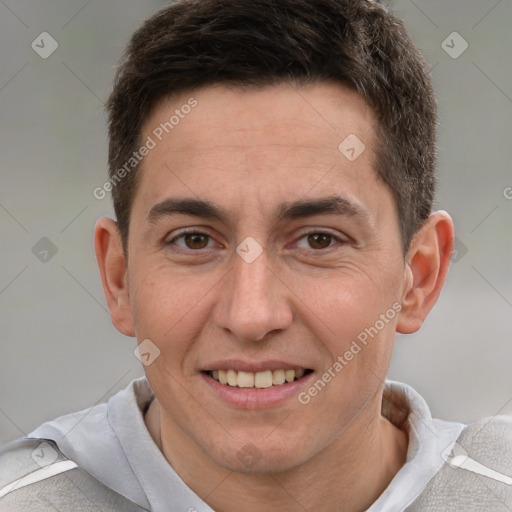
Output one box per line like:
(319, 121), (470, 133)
(201, 372), (315, 410)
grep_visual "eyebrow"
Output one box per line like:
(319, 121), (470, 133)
(147, 197), (228, 224)
(275, 195), (367, 223)
(147, 195), (368, 225)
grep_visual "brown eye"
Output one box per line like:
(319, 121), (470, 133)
(307, 233), (333, 249)
(183, 233), (210, 249)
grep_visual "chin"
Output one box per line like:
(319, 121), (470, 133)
(207, 436), (310, 475)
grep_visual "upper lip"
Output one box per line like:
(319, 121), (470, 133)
(201, 359), (310, 373)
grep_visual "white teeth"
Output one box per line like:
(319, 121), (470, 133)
(272, 369), (286, 385)
(254, 370), (273, 389)
(227, 369), (238, 386)
(210, 368), (307, 388)
(218, 369), (228, 385)
(237, 371), (255, 388)
(285, 369), (296, 383)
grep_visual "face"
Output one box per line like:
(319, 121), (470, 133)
(122, 82), (410, 472)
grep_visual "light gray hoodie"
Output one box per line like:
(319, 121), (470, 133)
(1, 378), (511, 511)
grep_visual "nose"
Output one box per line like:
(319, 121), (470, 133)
(213, 249), (293, 342)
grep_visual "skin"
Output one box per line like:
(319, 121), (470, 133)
(95, 82), (454, 512)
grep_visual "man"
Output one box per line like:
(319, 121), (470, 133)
(1, 0), (511, 510)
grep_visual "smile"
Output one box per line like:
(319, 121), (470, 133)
(206, 369), (312, 389)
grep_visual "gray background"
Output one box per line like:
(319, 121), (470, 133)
(0, 0), (511, 443)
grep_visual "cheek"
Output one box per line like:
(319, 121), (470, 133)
(129, 267), (212, 362)
(291, 270), (386, 334)
(290, 265), (401, 375)
(296, 293), (399, 434)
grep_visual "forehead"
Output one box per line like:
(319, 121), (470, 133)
(134, 81), (387, 223)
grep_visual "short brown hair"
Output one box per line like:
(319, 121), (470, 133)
(106, 0), (437, 253)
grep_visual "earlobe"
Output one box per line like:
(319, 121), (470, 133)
(94, 217), (135, 337)
(396, 211), (454, 334)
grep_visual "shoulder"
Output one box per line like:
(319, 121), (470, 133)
(0, 437), (148, 511)
(0, 437), (72, 494)
(460, 414), (512, 452)
(407, 415), (512, 511)
(1, 379), (154, 511)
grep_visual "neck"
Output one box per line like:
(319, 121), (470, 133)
(145, 395), (407, 512)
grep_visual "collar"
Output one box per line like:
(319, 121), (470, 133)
(368, 380), (465, 511)
(30, 378), (465, 512)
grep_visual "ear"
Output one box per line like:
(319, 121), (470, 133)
(94, 217), (135, 337)
(396, 211), (454, 334)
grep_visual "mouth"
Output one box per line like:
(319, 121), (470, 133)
(205, 368), (313, 389)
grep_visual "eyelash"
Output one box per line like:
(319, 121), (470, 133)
(165, 228), (217, 251)
(165, 228), (347, 252)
